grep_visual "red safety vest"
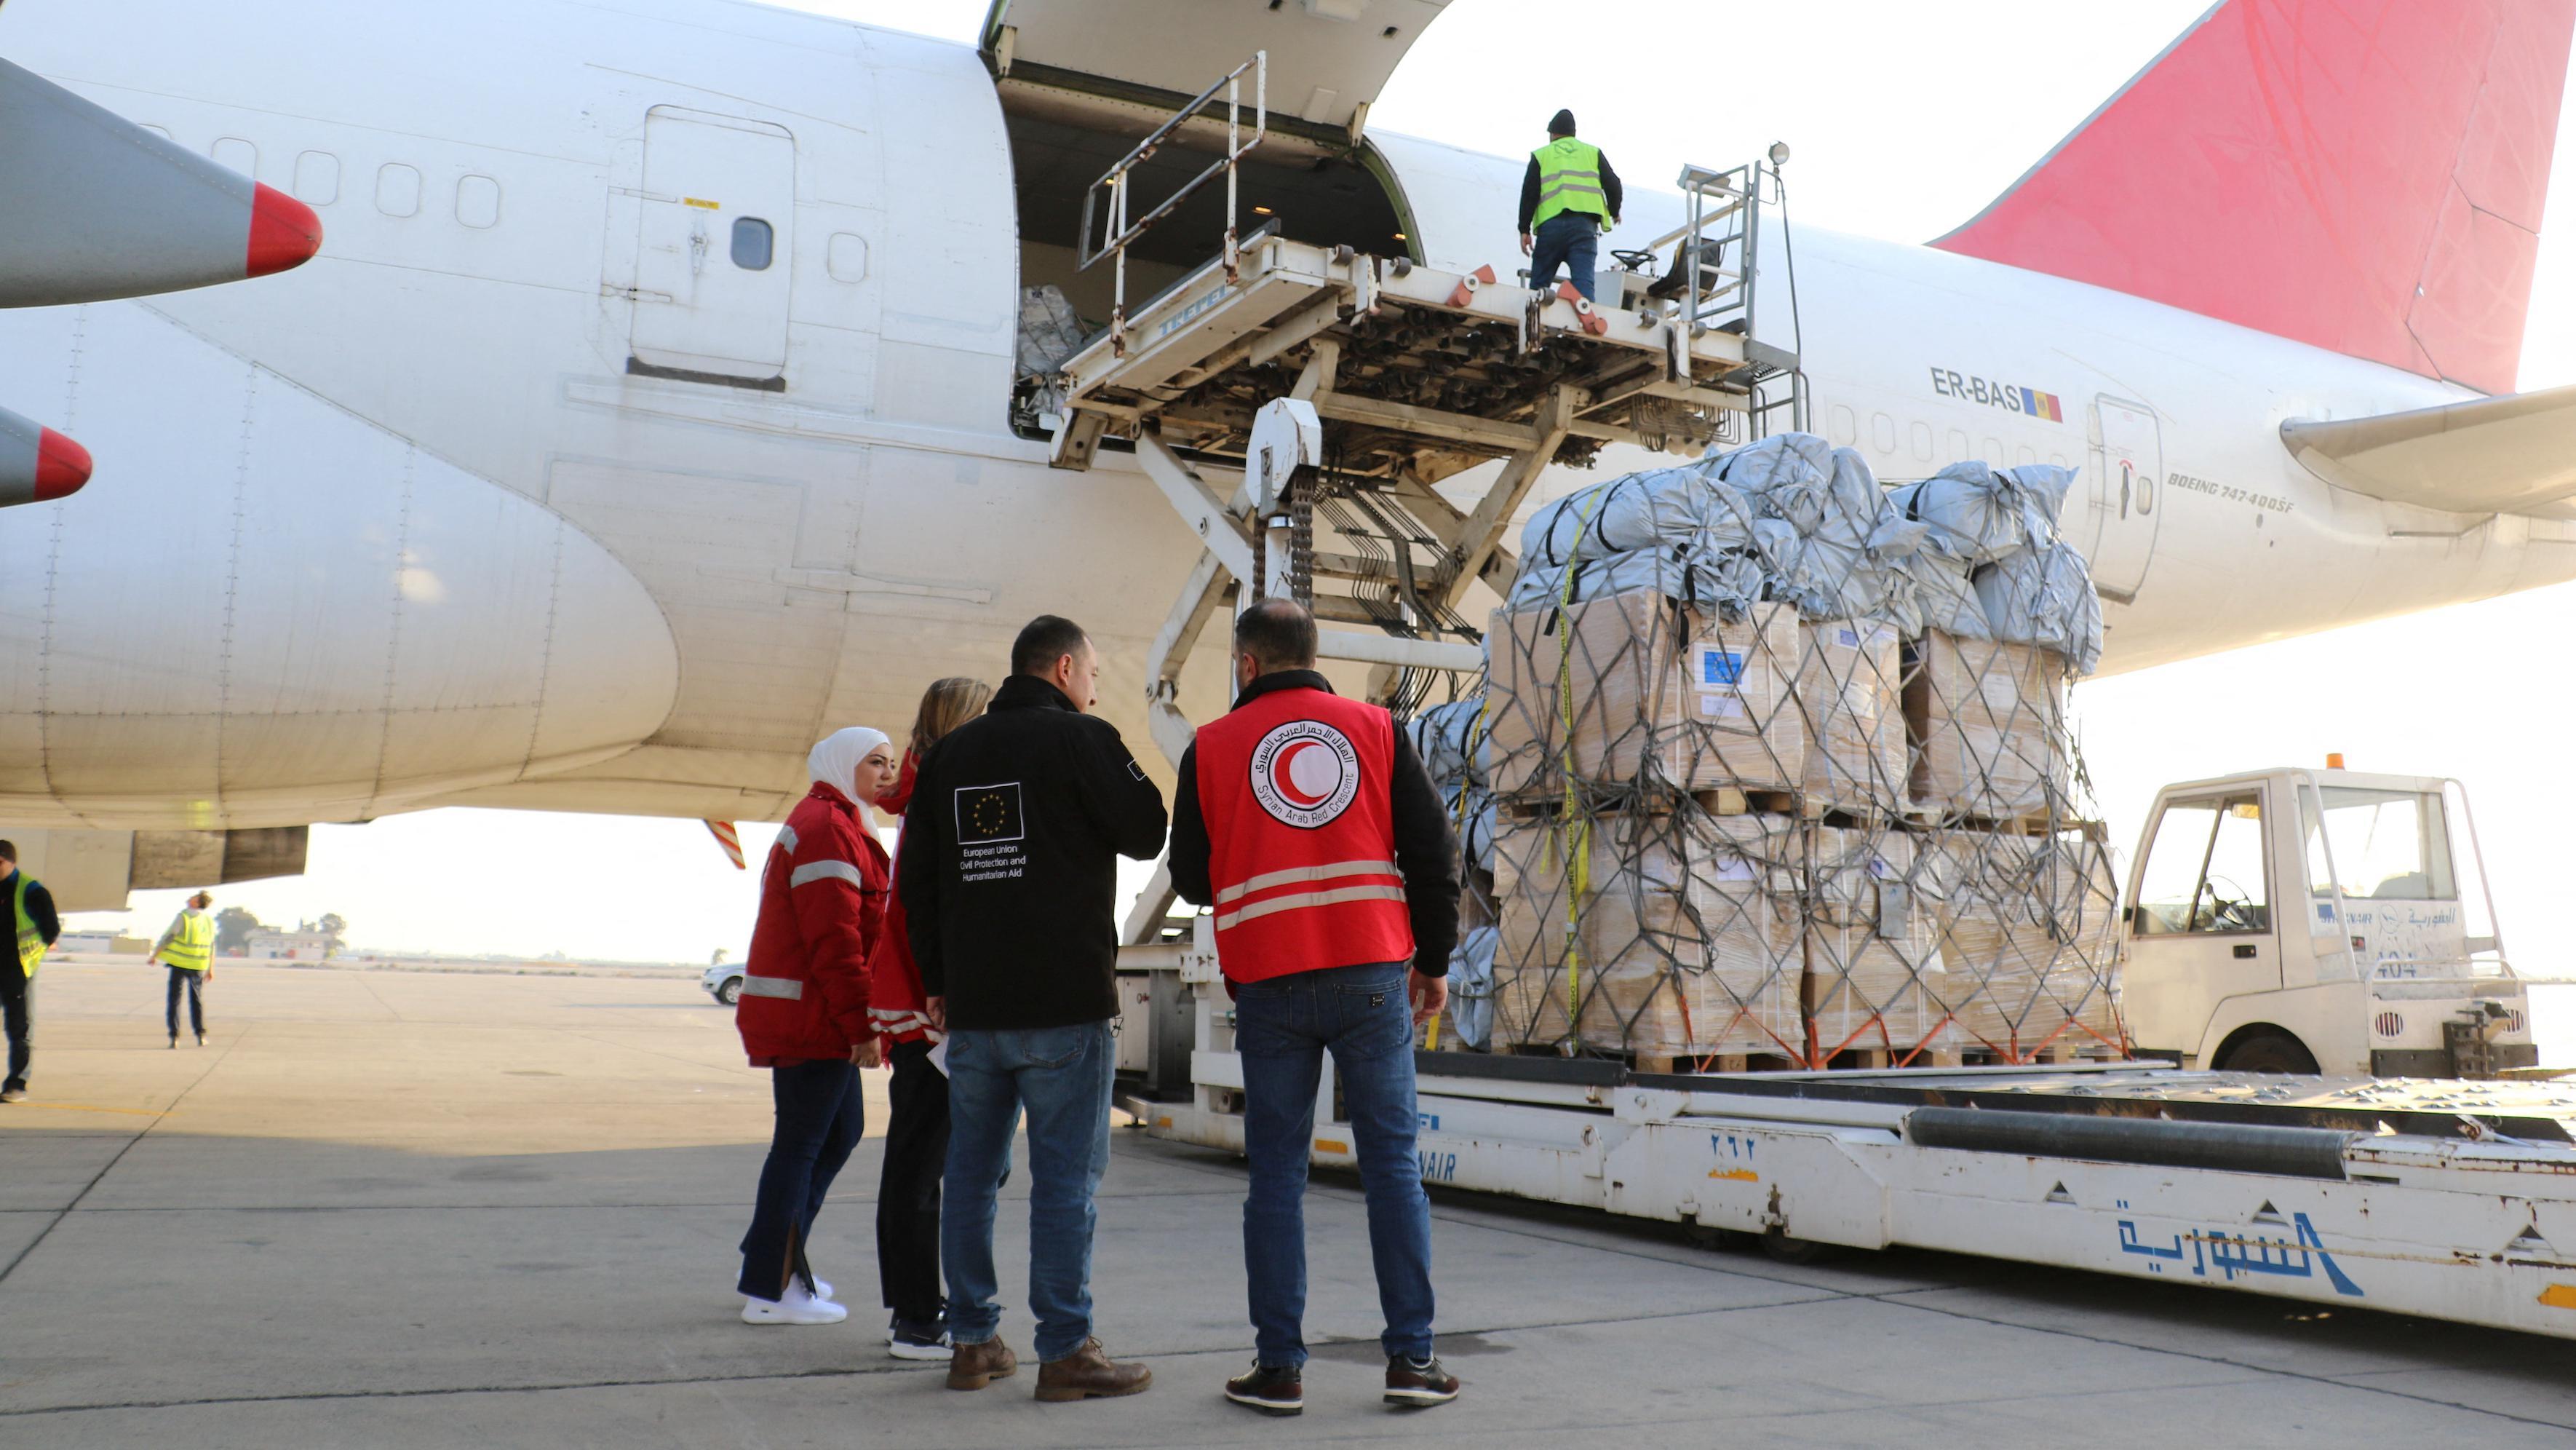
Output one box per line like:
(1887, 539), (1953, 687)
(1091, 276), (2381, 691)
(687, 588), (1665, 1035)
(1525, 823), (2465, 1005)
(1193, 684), (1414, 983)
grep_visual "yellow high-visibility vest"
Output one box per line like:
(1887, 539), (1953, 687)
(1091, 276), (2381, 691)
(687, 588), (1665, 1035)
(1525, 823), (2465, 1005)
(11, 874), (43, 979)
(1530, 138), (1607, 229)
(162, 911), (213, 972)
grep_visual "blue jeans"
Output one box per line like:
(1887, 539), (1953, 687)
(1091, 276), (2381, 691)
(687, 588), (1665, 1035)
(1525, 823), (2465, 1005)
(738, 1058), (864, 1300)
(1233, 961), (1436, 1368)
(942, 1021), (1114, 1361)
(1530, 212), (1600, 301)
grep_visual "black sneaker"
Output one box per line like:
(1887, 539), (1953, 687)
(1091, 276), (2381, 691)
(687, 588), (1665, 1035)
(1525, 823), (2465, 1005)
(1225, 1360), (1303, 1415)
(1384, 1353), (1460, 1408)
(888, 1312), (952, 1362)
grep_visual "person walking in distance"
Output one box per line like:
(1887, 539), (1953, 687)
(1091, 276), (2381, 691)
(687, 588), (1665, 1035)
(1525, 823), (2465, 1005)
(151, 892), (216, 1047)
(866, 675), (993, 1361)
(0, 840), (60, 1104)
(900, 616), (1168, 1403)
(733, 727), (899, 1326)
(1169, 598), (1465, 1414)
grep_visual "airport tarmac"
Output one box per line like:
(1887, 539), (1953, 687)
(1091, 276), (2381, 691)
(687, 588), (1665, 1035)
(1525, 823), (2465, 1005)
(4, 963), (2575, 1448)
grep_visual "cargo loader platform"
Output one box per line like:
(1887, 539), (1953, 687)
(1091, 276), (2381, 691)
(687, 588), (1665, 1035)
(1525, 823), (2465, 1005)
(1114, 972), (2576, 1344)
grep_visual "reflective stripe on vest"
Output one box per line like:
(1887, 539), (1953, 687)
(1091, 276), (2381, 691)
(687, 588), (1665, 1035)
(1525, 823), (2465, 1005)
(1531, 138), (1606, 228)
(12, 874), (43, 978)
(739, 975), (805, 1001)
(162, 911), (213, 972)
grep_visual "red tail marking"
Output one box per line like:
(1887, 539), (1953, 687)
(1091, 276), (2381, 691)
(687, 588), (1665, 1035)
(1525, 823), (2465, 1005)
(1934, 0), (2575, 395)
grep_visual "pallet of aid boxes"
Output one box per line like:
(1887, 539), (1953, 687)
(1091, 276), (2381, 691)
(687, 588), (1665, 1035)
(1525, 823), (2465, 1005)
(1891, 459), (2125, 1060)
(1468, 439), (2126, 1066)
(1474, 439), (1946, 1064)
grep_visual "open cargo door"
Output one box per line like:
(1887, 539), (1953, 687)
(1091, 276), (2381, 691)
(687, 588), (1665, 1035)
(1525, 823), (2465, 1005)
(980, 0), (1450, 148)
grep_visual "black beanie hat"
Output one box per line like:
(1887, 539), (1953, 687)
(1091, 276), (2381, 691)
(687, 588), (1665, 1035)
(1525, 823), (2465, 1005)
(1548, 108), (1576, 136)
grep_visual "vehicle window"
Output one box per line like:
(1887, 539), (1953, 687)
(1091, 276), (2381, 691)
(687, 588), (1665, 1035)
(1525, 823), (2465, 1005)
(2133, 791), (2268, 935)
(731, 216), (774, 271)
(2133, 802), (2217, 935)
(2306, 787), (2454, 900)
(2201, 796), (2269, 931)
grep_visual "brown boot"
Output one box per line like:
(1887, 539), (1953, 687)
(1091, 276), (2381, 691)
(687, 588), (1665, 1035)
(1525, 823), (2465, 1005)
(945, 1334), (1017, 1391)
(1034, 1338), (1153, 1402)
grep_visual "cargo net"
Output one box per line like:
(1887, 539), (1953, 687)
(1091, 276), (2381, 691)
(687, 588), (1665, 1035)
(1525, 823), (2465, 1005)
(1406, 434), (2125, 1068)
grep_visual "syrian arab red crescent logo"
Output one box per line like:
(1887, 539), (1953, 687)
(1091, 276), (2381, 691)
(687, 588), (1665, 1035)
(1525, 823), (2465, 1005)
(1248, 719), (1360, 829)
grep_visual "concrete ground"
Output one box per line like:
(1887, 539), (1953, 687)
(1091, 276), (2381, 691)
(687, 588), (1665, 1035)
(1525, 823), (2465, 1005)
(4, 964), (2575, 1448)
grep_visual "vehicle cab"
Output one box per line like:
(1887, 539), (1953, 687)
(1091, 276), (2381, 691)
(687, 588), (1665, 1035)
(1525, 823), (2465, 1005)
(2118, 766), (2535, 1077)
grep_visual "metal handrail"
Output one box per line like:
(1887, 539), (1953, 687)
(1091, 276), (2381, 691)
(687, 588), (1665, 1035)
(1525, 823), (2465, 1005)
(1076, 51), (1267, 357)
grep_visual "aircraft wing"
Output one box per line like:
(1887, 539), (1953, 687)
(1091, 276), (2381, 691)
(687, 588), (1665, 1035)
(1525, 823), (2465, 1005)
(2281, 386), (2576, 518)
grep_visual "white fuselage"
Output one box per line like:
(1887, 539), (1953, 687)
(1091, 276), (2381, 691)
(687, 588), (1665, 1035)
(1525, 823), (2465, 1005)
(2, 0), (2569, 831)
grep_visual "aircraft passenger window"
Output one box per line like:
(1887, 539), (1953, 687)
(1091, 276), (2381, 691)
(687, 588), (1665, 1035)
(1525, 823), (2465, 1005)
(2134, 792), (2270, 935)
(1911, 421), (1933, 461)
(2016, 445), (2038, 466)
(377, 163), (422, 218)
(211, 137), (258, 180)
(293, 151), (341, 206)
(1947, 429), (1970, 461)
(731, 217), (775, 271)
(1872, 413), (1898, 453)
(1828, 404), (1858, 446)
(457, 175), (501, 229)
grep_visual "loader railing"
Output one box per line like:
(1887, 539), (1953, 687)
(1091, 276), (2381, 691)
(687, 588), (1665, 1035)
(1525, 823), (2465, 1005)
(1076, 50), (1267, 359)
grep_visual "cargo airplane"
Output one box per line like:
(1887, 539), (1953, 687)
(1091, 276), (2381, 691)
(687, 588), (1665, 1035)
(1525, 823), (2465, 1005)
(0, 0), (2570, 906)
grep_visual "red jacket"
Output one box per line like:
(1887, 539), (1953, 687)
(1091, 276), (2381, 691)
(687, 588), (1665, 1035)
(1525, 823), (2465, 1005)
(737, 782), (886, 1065)
(867, 754), (941, 1045)
(1188, 682), (1415, 983)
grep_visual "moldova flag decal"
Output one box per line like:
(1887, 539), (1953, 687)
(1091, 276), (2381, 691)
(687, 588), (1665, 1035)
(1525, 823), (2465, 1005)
(2020, 387), (2064, 422)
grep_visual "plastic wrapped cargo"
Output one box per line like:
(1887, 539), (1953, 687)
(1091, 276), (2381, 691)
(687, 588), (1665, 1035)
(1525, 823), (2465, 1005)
(1486, 593), (1803, 799)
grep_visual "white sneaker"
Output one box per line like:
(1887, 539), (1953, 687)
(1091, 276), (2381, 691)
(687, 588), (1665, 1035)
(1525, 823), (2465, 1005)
(742, 1285), (848, 1326)
(809, 1277), (834, 1302)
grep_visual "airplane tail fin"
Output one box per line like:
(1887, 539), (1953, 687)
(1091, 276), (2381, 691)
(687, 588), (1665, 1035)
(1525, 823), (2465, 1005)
(1933, 0), (2576, 395)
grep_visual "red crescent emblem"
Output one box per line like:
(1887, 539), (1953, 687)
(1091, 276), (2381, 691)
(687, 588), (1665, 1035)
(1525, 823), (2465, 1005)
(1271, 740), (1328, 807)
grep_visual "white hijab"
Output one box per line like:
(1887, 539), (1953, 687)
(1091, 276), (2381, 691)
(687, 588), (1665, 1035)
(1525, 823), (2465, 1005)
(807, 726), (891, 805)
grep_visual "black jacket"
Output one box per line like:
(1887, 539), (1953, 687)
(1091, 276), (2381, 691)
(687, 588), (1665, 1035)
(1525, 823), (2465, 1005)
(1518, 147), (1623, 233)
(899, 675), (1167, 1031)
(1167, 670), (1460, 977)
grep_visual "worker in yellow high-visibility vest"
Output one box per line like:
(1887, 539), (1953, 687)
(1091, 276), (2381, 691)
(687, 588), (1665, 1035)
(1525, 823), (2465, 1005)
(152, 891), (215, 1048)
(0, 839), (59, 1104)
(1517, 109), (1623, 303)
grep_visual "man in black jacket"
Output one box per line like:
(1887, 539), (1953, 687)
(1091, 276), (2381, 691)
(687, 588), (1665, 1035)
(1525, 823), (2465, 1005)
(902, 615), (1167, 1403)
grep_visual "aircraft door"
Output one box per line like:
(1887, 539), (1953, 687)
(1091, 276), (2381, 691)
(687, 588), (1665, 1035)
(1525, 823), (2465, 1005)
(2086, 395), (2162, 600)
(628, 109), (795, 386)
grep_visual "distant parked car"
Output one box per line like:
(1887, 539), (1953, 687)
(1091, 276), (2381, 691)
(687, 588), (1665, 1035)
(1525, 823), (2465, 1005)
(701, 962), (744, 1006)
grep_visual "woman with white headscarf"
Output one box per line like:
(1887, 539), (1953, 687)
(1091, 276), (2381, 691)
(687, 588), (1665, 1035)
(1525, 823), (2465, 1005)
(732, 725), (900, 1325)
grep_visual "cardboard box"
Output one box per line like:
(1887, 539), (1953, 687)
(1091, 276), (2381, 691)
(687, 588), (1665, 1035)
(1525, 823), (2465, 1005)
(1921, 830), (2125, 1058)
(1794, 620), (1909, 813)
(1487, 594), (1802, 800)
(1906, 632), (2072, 818)
(1773, 825), (1955, 1058)
(1491, 809), (1801, 1058)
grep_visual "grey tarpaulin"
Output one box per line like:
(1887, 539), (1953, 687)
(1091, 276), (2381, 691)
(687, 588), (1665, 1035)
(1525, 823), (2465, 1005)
(1976, 539), (2104, 676)
(1446, 924), (1498, 1049)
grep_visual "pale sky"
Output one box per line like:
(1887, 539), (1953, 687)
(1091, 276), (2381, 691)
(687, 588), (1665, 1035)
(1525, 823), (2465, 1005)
(70, 1), (2576, 976)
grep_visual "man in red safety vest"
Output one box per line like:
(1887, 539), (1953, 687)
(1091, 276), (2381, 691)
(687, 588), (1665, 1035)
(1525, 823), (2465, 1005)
(1168, 597), (1463, 1417)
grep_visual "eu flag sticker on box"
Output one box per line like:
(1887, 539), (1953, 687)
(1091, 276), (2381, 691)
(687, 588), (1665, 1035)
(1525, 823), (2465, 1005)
(1698, 648), (1744, 686)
